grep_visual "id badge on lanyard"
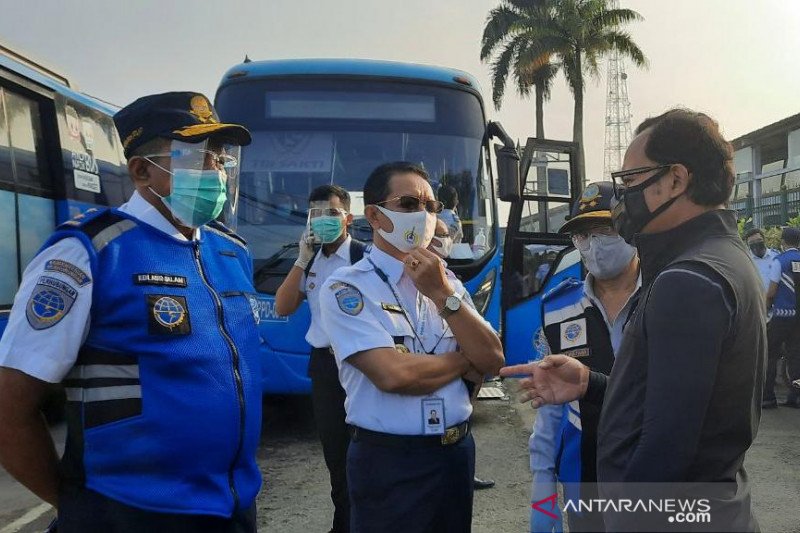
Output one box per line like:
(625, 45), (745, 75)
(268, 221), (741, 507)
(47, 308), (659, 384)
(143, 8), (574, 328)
(421, 397), (445, 435)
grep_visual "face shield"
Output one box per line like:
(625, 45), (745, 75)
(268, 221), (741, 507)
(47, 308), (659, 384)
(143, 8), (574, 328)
(307, 200), (347, 244)
(143, 139), (242, 229)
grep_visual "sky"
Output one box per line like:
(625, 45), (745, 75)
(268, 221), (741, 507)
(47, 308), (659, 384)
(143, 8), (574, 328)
(2, 0), (800, 182)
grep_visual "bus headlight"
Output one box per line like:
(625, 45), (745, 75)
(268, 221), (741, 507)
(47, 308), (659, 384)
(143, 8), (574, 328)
(471, 268), (496, 316)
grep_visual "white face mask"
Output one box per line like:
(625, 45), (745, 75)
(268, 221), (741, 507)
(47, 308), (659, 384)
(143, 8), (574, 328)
(375, 205), (436, 252)
(579, 234), (636, 280)
(429, 235), (454, 258)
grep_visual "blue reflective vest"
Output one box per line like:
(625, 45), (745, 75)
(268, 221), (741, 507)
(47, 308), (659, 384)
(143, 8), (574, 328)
(47, 209), (263, 517)
(773, 248), (800, 318)
(541, 278), (618, 504)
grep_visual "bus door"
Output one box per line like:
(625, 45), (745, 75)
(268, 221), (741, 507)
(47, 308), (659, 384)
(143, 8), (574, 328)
(500, 138), (582, 366)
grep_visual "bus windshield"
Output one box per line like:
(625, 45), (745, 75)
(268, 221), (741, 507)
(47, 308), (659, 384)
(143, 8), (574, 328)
(216, 79), (496, 293)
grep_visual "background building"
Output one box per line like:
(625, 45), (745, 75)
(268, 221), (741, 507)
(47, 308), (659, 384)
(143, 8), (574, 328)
(731, 113), (800, 229)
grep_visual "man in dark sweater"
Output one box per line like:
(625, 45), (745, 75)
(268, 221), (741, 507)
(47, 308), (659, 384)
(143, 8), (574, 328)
(503, 109), (766, 532)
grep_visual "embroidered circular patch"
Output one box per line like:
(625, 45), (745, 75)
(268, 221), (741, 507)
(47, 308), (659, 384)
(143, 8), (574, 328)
(335, 285), (364, 316)
(152, 296), (186, 329)
(564, 323), (582, 342)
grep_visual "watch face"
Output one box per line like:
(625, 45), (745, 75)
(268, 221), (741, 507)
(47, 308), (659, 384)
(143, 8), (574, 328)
(446, 294), (461, 311)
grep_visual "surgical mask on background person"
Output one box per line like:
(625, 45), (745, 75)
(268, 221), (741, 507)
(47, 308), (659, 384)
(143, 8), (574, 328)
(148, 167), (228, 228)
(578, 234), (636, 280)
(749, 241), (767, 258)
(611, 168), (682, 243)
(310, 216), (344, 244)
(429, 235), (454, 258)
(375, 205), (436, 252)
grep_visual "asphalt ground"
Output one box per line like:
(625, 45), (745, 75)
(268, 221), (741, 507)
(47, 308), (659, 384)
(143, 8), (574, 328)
(1, 381), (799, 532)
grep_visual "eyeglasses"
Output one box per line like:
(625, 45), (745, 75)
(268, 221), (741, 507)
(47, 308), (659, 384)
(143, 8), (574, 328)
(309, 207), (347, 217)
(610, 164), (676, 199)
(377, 195), (444, 214)
(142, 148), (238, 170)
(570, 226), (616, 250)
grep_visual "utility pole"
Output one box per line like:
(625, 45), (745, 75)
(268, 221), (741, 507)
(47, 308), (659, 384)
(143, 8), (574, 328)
(603, 0), (633, 179)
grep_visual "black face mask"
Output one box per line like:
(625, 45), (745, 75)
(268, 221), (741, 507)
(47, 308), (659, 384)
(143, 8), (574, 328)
(611, 167), (682, 243)
(749, 242), (767, 258)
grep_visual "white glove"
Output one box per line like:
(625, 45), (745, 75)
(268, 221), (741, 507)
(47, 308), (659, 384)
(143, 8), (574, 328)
(294, 230), (316, 269)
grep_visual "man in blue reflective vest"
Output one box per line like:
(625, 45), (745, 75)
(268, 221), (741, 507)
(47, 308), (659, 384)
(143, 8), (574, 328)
(0, 92), (263, 532)
(765, 226), (800, 408)
(528, 182), (640, 533)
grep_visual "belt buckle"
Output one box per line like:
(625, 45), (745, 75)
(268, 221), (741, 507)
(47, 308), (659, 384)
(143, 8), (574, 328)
(441, 426), (461, 445)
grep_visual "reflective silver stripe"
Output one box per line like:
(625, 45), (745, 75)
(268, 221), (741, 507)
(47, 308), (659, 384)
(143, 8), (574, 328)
(91, 219), (137, 252)
(66, 364), (139, 380)
(543, 296), (591, 327)
(65, 385), (142, 402)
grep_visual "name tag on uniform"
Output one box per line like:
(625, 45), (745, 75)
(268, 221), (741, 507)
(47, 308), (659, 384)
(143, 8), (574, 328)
(421, 397), (445, 436)
(560, 318), (587, 349)
(792, 261), (800, 273)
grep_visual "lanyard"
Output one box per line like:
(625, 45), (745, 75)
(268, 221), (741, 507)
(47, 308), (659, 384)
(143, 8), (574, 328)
(367, 258), (449, 355)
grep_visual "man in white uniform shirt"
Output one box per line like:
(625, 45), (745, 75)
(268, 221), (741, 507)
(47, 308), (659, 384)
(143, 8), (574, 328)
(274, 184), (366, 533)
(319, 162), (504, 533)
(745, 228), (779, 291)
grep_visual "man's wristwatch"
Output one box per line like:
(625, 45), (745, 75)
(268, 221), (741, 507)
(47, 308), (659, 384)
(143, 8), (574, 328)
(439, 291), (463, 318)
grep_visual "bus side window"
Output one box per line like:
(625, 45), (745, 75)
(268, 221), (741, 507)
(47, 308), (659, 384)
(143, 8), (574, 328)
(0, 87), (55, 308)
(4, 90), (51, 195)
(0, 90), (17, 308)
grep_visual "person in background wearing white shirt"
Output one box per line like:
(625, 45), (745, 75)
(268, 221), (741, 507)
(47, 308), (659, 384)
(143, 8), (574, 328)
(437, 184), (463, 243)
(745, 228), (779, 292)
(274, 184), (366, 533)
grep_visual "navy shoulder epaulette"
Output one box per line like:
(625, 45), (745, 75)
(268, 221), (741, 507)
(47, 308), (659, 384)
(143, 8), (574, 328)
(541, 277), (583, 303)
(58, 208), (121, 236)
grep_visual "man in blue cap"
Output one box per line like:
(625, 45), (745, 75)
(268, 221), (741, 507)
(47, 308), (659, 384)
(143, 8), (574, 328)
(764, 226), (800, 408)
(0, 92), (263, 532)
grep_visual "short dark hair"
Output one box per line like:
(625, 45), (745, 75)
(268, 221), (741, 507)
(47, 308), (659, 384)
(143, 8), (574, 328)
(309, 184), (351, 211)
(438, 185), (459, 209)
(744, 228), (765, 240)
(782, 227), (800, 247)
(363, 161), (429, 206)
(635, 108), (734, 206)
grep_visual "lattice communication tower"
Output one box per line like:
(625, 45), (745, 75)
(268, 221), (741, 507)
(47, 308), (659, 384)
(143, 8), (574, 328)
(603, 0), (633, 179)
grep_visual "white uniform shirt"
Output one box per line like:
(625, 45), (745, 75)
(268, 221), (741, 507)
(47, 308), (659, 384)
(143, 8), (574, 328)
(0, 191), (196, 383)
(319, 246), (489, 435)
(301, 236), (353, 348)
(751, 248), (779, 291)
(438, 209), (463, 243)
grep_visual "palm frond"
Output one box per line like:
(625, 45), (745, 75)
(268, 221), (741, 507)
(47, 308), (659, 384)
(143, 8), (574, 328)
(481, 4), (524, 61)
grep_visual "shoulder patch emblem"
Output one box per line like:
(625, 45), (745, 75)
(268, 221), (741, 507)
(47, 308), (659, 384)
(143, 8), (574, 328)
(44, 259), (91, 286)
(335, 284), (364, 316)
(147, 295), (191, 335)
(26, 276), (78, 330)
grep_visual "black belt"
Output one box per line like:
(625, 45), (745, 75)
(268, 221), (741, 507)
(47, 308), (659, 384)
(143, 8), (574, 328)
(349, 421), (470, 448)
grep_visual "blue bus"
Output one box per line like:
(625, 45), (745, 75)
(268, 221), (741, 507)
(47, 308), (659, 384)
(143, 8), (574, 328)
(214, 58), (583, 394)
(0, 44), (129, 335)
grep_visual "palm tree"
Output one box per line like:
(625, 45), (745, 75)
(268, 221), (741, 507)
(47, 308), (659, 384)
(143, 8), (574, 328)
(483, 0), (647, 184)
(481, 0), (559, 139)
